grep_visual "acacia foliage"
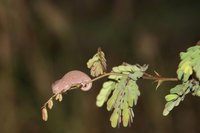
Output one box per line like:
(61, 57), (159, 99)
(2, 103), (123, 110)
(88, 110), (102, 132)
(42, 44), (200, 128)
(87, 45), (200, 127)
(163, 45), (200, 116)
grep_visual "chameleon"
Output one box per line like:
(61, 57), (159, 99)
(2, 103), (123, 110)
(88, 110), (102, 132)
(52, 70), (92, 94)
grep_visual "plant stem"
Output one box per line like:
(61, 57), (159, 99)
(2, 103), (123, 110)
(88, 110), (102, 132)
(87, 72), (178, 84)
(41, 94), (57, 109)
(143, 72), (178, 82)
(88, 72), (125, 83)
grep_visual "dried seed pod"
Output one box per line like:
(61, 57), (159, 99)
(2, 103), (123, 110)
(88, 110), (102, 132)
(52, 70), (92, 94)
(42, 108), (48, 121)
(57, 94), (63, 102)
(55, 94), (60, 101)
(47, 99), (53, 109)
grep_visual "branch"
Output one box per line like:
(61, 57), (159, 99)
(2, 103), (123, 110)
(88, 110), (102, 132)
(87, 72), (126, 83)
(142, 72), (178, 82)
(85, 71), (178, 85)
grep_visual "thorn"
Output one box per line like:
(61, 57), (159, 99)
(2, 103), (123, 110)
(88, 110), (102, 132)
(156, 80), (163, 90)
(154, 70), (161, 77)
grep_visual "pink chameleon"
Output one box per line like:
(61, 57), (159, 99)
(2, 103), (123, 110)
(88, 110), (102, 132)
(52, 70), (92, 94)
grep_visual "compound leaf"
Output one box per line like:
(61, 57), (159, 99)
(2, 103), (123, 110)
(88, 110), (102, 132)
(87, 48), (107, 77)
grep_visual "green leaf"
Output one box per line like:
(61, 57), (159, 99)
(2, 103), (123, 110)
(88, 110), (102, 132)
(170, 84), (183, 95)
(196, 90), (200, 96)
(174, 97), (182, 106)
(97, 63), (147, 128)
(112, 67), (121, 73)
(127, 85), (135, 107)
(96, 81), (116, 107)
(107, 98), (115, 111)
(129, 71), (143, 80)
(165, 94), (179, 102)
(107, 77), (127, 111)
(118, 65), (128, 72)
(187, 45), (200, 51)
(110, 109), (119, 128)
(111, 63), (148, 75)
(87, 48), (107, 77)
(108, 75), (122, 81)
(177, 70), (184, 80)
(193, 59), (200, 80)
(122, 108), (129, 127)
(163, 101), (176, 116)
(177, 45), (200, 81)
(163, 81), (196, 116)
(178, 61), (193, 81)
(191, 81), (200, 96)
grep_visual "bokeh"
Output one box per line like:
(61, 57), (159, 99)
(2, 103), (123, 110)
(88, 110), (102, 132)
(0, 0), (200, 133)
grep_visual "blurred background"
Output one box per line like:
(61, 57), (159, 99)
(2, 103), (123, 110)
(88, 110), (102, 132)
(0, 0), (200, 133)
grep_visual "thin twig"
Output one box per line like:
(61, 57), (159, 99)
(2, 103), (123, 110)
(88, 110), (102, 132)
(87, 72), (126, 83)
(41, 93), (58, 109)
(142, 73), (178, 82)
(89, 72), (178, 83)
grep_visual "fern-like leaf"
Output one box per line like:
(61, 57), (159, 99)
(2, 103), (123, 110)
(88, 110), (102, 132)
(96, 63), (148, 127)
(177, 45), (200, 81)
(87, 48), (107, 77)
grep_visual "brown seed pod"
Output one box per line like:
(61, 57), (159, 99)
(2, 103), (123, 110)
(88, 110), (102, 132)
(52, 70), (92, 94)
(42, 108), (48, 121)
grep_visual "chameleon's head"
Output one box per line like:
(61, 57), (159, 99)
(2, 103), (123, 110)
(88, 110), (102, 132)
(67, 70), (92, 91)
(80, 81), (92, 91)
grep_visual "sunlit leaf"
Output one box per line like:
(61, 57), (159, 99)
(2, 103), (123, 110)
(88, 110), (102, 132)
(96, 81), (116, 107)
(96, 64), (147, 127)
(110, 109), (120, 128)
(163, 81), (195, 116)
(177, 45), (200, 81)
(165, 94), (179, 102)
(87, 48), (107, 77)
(122, 108), (129, 127)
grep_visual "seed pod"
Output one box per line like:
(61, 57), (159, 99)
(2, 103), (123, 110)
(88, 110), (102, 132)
(52, 70), (92, 94)
(47, 99), (53, 109)
(42, 108), (48, 121)
(58, 94), (63, 102)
